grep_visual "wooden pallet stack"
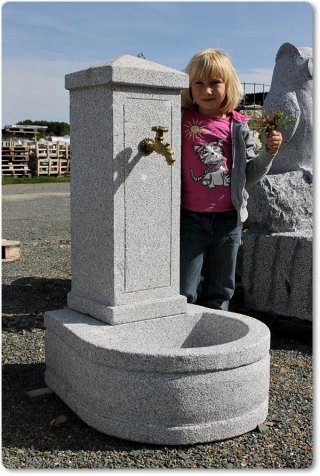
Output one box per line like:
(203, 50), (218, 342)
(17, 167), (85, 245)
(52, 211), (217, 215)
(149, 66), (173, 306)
(29, 142), (70, 176)
(1, 144), (31, 177)
(2, 239), (21, 262)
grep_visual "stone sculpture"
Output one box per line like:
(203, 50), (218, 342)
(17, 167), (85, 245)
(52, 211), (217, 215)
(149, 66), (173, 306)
(242, 43), (313, 321)
(263, 42), (313, 174)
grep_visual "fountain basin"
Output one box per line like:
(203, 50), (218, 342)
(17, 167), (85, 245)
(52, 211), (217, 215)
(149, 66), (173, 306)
(44, 304), (270, 445)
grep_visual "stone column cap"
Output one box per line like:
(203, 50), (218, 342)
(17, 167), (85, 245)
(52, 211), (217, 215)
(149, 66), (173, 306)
(65, 54), (189, 91)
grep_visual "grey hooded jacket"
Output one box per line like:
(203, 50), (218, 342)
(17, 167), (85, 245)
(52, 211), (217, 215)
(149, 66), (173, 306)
(230, 116), (277, 225)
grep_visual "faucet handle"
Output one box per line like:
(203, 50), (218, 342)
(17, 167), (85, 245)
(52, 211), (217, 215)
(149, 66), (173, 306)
(151, 126), (168, 140)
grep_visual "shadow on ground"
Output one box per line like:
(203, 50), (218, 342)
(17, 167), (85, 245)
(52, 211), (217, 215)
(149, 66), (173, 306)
(2, 277), (71, 330)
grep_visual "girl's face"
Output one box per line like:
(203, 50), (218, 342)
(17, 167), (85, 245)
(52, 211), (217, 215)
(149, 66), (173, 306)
(191, 78), (226, 117)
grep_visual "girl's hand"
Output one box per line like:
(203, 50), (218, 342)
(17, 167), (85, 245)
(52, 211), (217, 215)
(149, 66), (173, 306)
(265, 131), (283, 154)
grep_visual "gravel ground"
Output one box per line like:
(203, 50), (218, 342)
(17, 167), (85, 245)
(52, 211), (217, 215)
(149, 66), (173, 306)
(2, 183), (314, 469)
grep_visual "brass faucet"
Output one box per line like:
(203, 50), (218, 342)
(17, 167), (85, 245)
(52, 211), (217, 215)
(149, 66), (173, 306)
(139, 126), (175, 165)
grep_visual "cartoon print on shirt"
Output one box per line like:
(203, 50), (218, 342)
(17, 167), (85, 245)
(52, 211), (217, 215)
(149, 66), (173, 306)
(190, 139), (231, 189)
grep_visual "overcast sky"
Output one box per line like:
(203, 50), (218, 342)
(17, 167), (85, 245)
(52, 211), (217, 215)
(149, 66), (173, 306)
(1, 0), (314, 126)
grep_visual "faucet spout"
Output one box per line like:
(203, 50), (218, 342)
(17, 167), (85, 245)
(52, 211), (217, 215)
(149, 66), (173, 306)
(138, 126), (175, 165)
(152, 139), (175, 166)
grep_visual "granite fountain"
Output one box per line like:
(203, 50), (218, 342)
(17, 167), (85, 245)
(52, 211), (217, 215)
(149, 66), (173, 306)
(44, 55), (270, 445)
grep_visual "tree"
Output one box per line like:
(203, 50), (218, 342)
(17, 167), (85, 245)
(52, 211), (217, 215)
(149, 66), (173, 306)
(17, 119), (70, 138)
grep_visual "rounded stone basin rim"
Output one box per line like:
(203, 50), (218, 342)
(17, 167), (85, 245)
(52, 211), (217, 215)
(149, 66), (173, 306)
(45, 305), (270, 373)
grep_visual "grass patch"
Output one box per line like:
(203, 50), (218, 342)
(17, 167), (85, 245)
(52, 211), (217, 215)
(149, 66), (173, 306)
(2, 176), (70, 185)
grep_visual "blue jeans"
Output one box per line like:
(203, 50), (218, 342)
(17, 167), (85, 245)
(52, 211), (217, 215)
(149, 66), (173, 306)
(180, 208), (242, 311)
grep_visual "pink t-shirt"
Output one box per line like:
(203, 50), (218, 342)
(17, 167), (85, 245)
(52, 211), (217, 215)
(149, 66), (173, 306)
(181, 109), (234, 212)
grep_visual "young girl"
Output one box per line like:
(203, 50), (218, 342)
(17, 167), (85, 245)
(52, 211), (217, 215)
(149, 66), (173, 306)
(180, 48), (282, 311)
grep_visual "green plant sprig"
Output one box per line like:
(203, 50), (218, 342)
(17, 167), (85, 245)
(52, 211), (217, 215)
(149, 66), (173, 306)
(252, 110), (296, 134)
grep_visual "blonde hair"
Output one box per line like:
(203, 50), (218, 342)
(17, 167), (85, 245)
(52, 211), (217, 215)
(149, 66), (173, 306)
(181, 48), (243, 113)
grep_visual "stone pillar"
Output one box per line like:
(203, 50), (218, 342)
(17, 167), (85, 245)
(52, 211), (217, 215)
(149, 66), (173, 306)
(65, 55), (188, 325)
